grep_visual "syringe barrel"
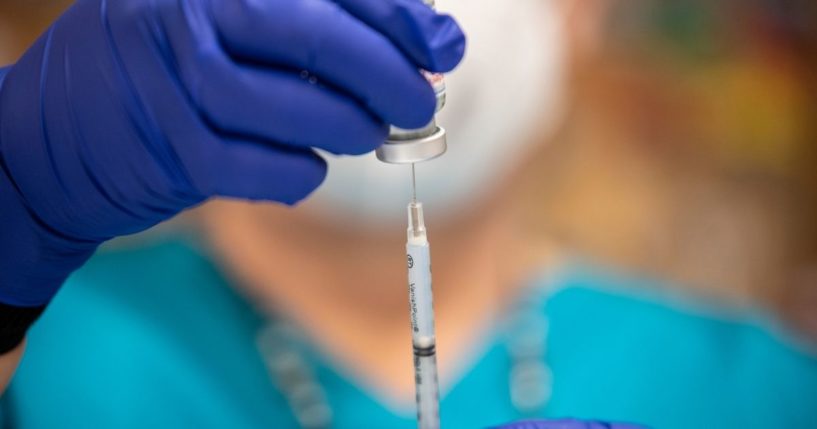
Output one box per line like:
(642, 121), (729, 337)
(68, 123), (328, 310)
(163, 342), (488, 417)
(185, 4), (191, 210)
(414, 352), (440, 429)
(406, 200), (440, 428)
(407, 242), (435, 348)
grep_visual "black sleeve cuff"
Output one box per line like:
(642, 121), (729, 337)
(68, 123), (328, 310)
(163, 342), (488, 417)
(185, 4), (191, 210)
(0, 303), (45, 354)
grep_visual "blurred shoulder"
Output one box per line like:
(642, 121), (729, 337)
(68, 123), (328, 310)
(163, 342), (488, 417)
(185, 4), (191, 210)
(7, 235), (276, 428)
(545, 262), (817, 361)
(540, 262), (817, 428)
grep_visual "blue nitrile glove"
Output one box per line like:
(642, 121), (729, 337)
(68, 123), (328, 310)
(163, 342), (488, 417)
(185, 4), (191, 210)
(490, 419), (648, 429)
(0, 0), (465, 351)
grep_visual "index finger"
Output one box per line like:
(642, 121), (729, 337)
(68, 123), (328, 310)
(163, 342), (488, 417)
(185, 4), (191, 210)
(331, 0), (466, 72)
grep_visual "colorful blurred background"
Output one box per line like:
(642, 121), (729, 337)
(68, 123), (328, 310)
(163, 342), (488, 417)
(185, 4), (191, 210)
(514, 0), (817, 342)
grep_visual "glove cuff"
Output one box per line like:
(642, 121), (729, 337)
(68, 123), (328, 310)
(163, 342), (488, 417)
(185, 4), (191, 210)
(0, 303), (45, 354)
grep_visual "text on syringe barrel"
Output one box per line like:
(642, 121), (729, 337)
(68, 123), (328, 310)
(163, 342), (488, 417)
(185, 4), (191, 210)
(407, 243), (435, 348)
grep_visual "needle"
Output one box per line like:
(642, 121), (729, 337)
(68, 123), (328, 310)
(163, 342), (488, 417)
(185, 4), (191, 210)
(411, 163), (417, 203)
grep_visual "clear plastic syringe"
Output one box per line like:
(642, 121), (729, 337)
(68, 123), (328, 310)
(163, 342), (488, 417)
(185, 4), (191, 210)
(406, 164), (440, 429)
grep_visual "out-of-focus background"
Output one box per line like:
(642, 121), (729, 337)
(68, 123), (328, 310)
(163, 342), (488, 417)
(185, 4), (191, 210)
(1, 0), (815, 341)
(513, 0), (817, 341)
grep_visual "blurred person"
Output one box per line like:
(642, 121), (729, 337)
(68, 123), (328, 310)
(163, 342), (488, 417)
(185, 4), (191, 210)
(0, 1), (816, 429)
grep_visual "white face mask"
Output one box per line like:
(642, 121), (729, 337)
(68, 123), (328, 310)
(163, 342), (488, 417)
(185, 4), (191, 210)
(300, 0), (568, 227)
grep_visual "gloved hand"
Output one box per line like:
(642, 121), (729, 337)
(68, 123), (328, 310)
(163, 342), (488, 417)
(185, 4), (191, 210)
(0, 0), (465, 351)
(490, 419), (648, 429)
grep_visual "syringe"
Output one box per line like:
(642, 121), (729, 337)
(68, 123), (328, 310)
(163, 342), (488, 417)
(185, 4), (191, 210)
(406, 164), (440, 429)
(374, 1), (448, 426)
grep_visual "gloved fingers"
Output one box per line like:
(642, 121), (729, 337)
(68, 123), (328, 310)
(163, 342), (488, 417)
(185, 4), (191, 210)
(194, 63), (389, 156)
(197, 136), (328, 205)
(209, 0), (437, 129)
(161, 0), (389, 154)
(329, 0), (466, 72)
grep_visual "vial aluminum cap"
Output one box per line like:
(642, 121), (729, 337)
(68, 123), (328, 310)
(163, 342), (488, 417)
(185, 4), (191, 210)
(376, 126), (447, 164)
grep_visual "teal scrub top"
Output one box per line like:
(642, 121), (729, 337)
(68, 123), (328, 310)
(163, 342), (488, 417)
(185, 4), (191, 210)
(5, 238), (817, 429)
